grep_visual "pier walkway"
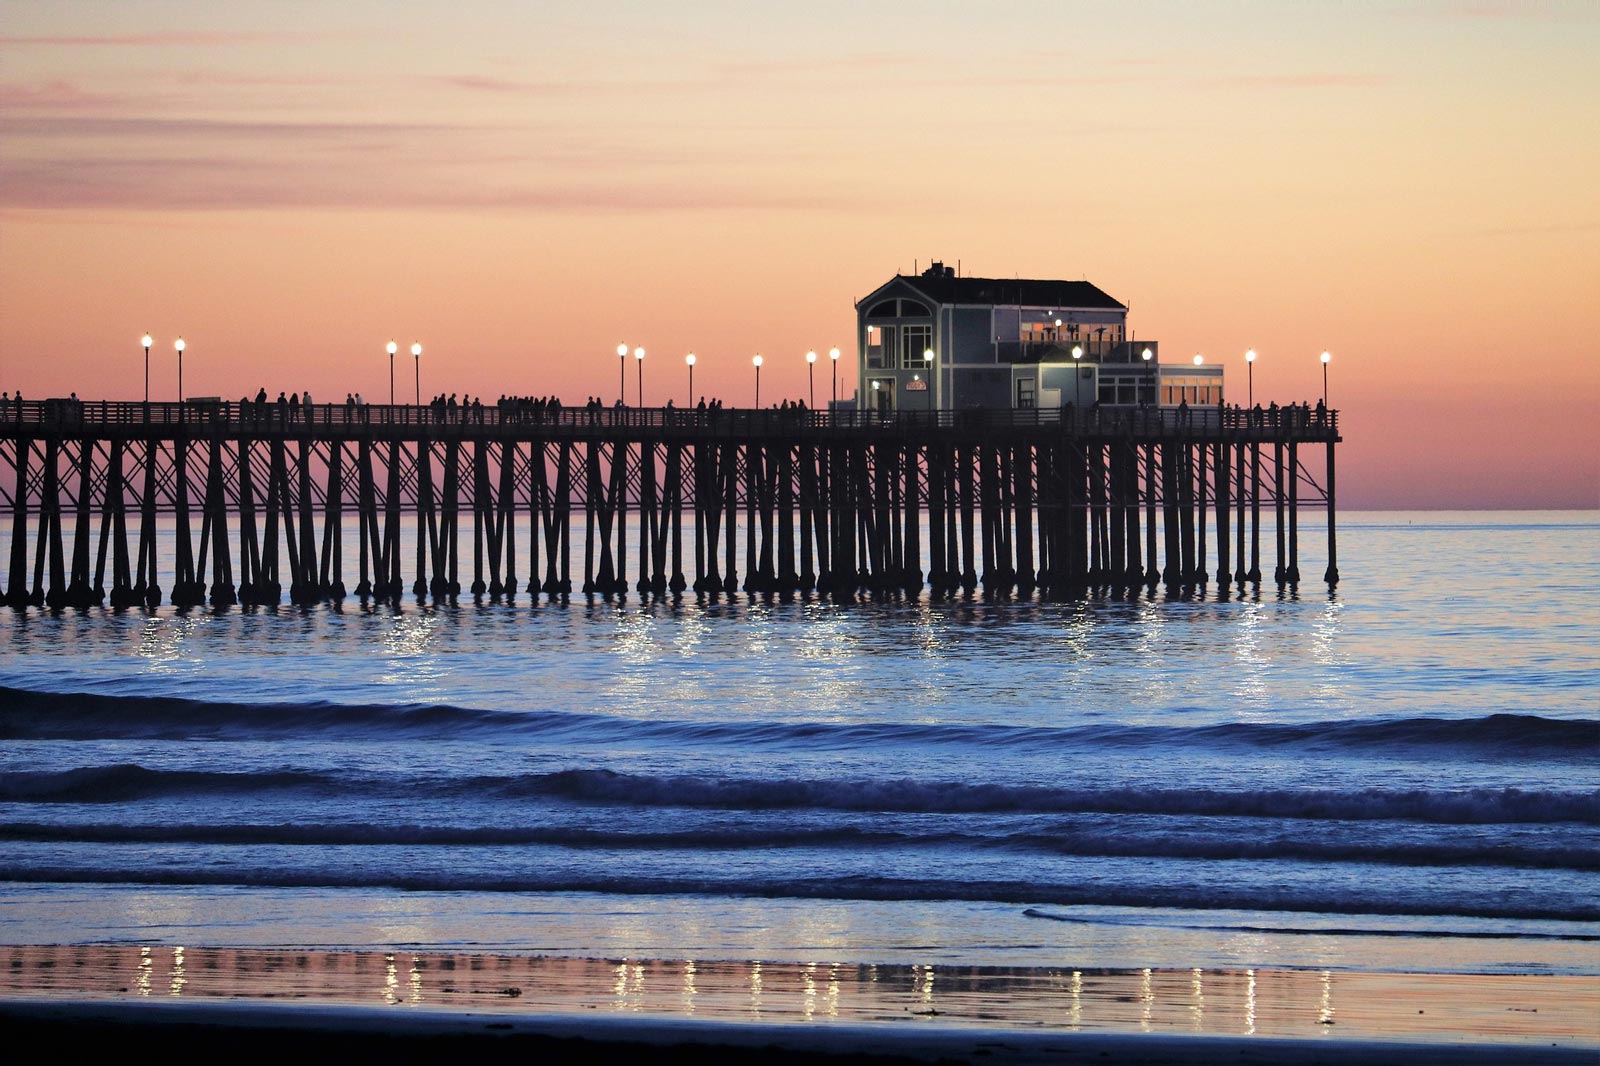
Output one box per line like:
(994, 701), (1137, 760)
(0, 399), (1338, 608)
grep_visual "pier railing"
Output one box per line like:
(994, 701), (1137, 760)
(0, 398), (1337, 440)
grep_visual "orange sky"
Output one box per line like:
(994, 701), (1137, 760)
(1, 2), (1596, 508)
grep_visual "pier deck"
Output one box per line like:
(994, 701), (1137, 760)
(0, 400), (1338, 607)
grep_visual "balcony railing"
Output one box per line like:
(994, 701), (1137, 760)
(1015, 339), (1161, 365)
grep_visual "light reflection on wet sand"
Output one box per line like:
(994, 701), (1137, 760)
(2, 943), (1594, 1047)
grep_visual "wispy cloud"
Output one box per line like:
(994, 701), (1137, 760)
(3, 115), (461, 140)
(713, 52), (921, 79)
(0, 31), (312, 47)
(1194, 74), (1386, 90)
(431, 74), (632, 96)
(0, 156), (855, 213)
(1473, 219), (1600, 237)
(1424, 1), (1583, 20)
(0, 80), (119, 109)
(0, 113), (861, 214)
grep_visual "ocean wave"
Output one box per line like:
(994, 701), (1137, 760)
(4, 763), (1595, 825)
(2, 685), (1594, 758)
(0, 864), (1594, 924)
(1, 820), (1593, 871)
(0, 764), (330, 803)
(501, 769), (1600, 825)
(1019, 909), (1600, 942)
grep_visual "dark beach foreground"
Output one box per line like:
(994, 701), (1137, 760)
(2, 945), (1594, 1063)
(3, 998), (1594, 1065)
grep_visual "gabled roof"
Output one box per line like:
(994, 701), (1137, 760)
(864, 274), (1126, 311)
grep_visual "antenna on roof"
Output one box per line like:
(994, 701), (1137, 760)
(957, 259), (961, 277)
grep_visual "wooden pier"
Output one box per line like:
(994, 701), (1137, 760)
(0, 399), (1339, 608)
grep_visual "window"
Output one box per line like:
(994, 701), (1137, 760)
(869, 298), (930, 318)
(1099, 375), (1142, 405)
(867, 325), (894, 369)
(1016, 377), (1036, 409)
(900, 325), (932, 369)
(1160, 377), (1222, 405)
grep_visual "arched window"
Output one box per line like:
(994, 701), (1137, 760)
(867, 298), (932, 318)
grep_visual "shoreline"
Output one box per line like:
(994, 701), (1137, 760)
(3, 997), (1594, 1064)
(2, 943), (1595, 1059)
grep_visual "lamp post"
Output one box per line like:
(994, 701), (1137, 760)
(1245, 349), (1256, 409)
(412, 343), (422, 406)
(141, 334), (152, 404)
(1142, 346), (1154, 404)
(829, 346), (840, 407)
(1321, 350), (1331, 405)
(386, 340), (397, 405)
(1071, 345), (1082, 360)
(174, 337), (186, 402)
(616, 343), (628, 404)
(634, 347), (645, 407)
(752, 354), (763, 408)
(806, 350), (817, 408)
(686, 353), (696, 404)
(923, 347), (934, 410)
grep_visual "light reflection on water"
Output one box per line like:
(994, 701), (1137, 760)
(2, 515), (1596, 728)
(5, 942), (1596, 1045)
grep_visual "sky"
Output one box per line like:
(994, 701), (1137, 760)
(1, 1), (1596, 509)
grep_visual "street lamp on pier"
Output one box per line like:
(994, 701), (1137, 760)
(1321, 350), (1331, 405)
(686, 353), (696, 404)
(141, 334), (152, 403)
(1142, 346), (1154, 404)
(829, 347), (840, 407)
(387, 340), (398, 405)
(1245, 349), (1256, 409)
(634, 347), (645, 408)
(616, 343), (628, 404)
(412, 343), (422, 406)
(752, 354), (763, 408)
(1071, 345), (1083, 360)
(806, 350), (817, 408)
(174, 337), (186, 402)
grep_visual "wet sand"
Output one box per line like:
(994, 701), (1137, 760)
(2, 944), (1595, 1061)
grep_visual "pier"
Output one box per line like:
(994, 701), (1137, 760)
(0, 399), (1338, 608)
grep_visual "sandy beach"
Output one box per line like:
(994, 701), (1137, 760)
(3, 944), (1594, 1062)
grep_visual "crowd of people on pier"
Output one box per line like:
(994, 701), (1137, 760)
(0, 386), (1332, 435)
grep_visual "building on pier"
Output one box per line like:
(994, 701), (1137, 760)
(855, 263), (1223, 414)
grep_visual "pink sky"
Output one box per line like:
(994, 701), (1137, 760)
(1, 2), (1596, 508)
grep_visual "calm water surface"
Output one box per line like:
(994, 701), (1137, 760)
(0, 511), (1595, 975)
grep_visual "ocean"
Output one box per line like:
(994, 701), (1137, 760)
(0, 510), (1595, 981)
